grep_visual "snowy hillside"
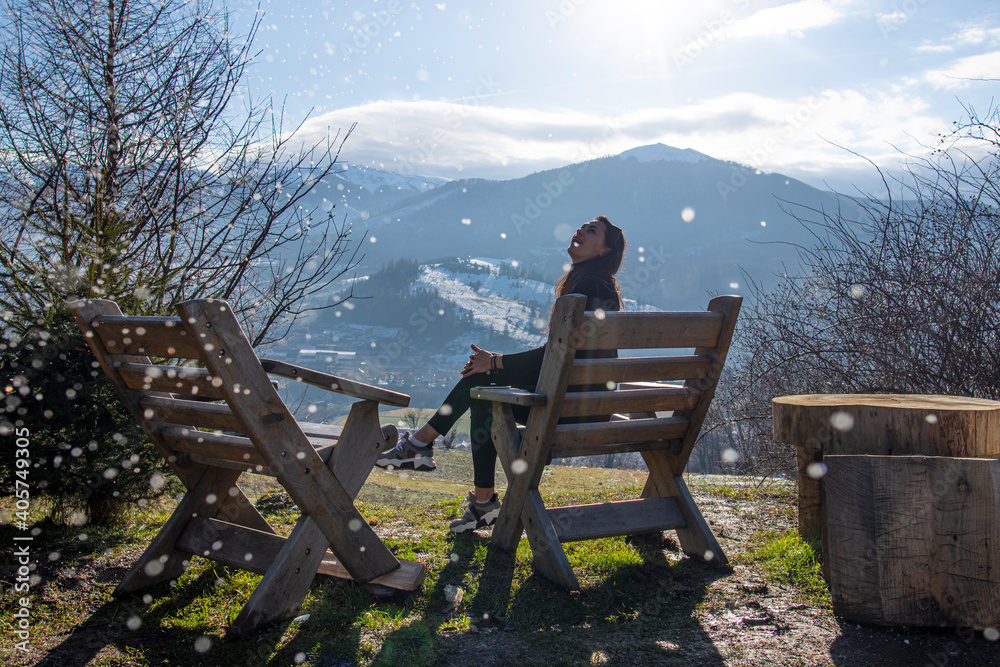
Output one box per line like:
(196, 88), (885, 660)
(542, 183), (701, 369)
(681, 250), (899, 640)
(335, 163), (447, 194)
(412, 258), (657, 347)
(413, 259), (552, 346)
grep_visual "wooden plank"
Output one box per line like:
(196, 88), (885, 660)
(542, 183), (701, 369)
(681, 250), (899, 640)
(260, 358), (410, 407)
(138, 395), (244, 433)
(68, 299), (212, 491)
(472, 386), (546, 406)
(550, 438), (680, 460)
(91, 315), (204, 359)
(580, 311), (724, 351)
(568, 356), (712, 386)
(548, 497), (686, 542)
(491, 403), (523, 476)
(230, 513), (354, 637)
(491, 295), (588, 552)
(824, 455), (1000, 629)
(670, 473), (729, 568)
(329, 401), (390, 498)
(521, 489), (579, 590)
(178, 516), (424, 590)
(117, 363), (229, 400)
(160, 426), (335, 475)
(550, 416), (689, 451)
(178, 299), (399, 583)
(114, 466), (239, 594)
(772, 394), (1000, 458)
(670, 295), (742, 475)
(559, 387), (700, 418)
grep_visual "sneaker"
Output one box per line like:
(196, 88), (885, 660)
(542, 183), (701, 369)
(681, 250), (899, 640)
(376, 431), (436, 471)
(449, 490), (501, 533)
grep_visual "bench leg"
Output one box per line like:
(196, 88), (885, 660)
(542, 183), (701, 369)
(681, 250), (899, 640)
(521, 490), (578, 589)
(229, 514), (331, 637)
(641, 451), (728, 568)
(116, 467), (241, 595)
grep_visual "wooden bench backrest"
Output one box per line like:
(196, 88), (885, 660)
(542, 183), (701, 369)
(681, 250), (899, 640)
(539, 294), (741, 465)
(69, 299), (326, 478)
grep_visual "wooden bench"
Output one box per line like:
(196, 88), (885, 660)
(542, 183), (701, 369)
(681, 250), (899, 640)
(67, 298), (425, 636)
(474, 293), (741, 589)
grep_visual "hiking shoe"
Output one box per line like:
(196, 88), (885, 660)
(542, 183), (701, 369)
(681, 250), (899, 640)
(449, 490), (501, 533)
(376, 431), (436, 471)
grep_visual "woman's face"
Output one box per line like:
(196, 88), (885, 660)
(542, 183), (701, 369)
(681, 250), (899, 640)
(567, 219), (610, 263)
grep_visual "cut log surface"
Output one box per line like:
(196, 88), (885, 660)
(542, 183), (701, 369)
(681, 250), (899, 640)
(773, 393), (1000, 540)
(772, 394), (1000, 458)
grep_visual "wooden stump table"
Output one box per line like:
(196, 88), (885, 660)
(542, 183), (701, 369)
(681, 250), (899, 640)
(772, 394), (1000, 629)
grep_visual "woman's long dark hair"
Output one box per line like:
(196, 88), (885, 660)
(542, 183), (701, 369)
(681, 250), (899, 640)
(555, 215), (626, 308)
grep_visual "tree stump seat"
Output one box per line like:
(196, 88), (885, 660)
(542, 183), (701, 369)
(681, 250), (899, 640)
(772, 393), (1000, 629)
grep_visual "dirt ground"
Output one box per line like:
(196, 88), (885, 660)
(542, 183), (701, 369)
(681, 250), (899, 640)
(7, 481), (1000, 666)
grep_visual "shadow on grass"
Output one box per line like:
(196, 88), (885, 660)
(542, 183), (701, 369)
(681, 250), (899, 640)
(32, 565), (286, 666)
(421, 529), (726, 664)
(12, 508), (727, 666)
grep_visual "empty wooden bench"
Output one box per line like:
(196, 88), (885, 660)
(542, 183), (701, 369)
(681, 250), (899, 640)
(68, 298), (425, 636)
(473, 294), (741, 589)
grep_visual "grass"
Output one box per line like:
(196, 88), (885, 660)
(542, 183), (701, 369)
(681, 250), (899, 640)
(0, 449), (799, 666)
(694, 476), (796, 502)
(739, 529), (830, 604)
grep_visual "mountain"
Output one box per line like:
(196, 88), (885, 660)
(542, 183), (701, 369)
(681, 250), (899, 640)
(310, 143), (858, 312)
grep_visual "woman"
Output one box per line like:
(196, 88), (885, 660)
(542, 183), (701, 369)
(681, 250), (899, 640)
(376, 215), (626, 532)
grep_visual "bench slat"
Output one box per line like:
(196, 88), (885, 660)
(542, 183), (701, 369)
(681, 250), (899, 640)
(471, 387), (546, 406)
(550, 416), (689, 452)
(91, 316), (204, 359)
(550, 438), (681, 459)
(117, 363), (230, 400)
(260, 359), (410, 407)
(559, 387), (700, 418)
(138, 395), (243, 433)
(580, 312), (724, 351)
(568, 356), (712, 385)
(177, 517), (425, 590)
(548, 497), (687, 542)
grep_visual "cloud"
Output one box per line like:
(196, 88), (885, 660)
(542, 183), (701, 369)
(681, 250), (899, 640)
(726, 0), (847, 40)
(926, 51), (1000, 89)
(289, 88), (948, 192)
(950, 26), (1000, 46)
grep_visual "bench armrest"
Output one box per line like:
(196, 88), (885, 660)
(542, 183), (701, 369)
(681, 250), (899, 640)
(471, 386), (546, 406)
(260, 359), (410, 407)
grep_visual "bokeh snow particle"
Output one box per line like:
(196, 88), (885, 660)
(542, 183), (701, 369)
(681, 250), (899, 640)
(830, 411), (854, 432)
(807, 462), (828, 479)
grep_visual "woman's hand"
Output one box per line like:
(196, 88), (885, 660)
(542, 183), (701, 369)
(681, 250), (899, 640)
(460, 343), (497, 378)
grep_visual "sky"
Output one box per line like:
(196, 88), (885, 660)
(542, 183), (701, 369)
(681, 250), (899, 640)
(230, 0), (1000, 193)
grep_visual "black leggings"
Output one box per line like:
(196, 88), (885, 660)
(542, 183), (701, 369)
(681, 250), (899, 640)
(426, 367), (539, 488)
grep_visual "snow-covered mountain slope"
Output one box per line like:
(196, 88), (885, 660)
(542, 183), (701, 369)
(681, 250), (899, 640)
(410, 257), (656, 347)
(336, 163), (447, 194)
(413, 259), (551, 345)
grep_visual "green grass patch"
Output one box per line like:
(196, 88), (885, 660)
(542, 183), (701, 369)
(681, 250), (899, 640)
(740, 530), (830, 604)
(693, 477), (796, 502)
(2, 451), (793, 666)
